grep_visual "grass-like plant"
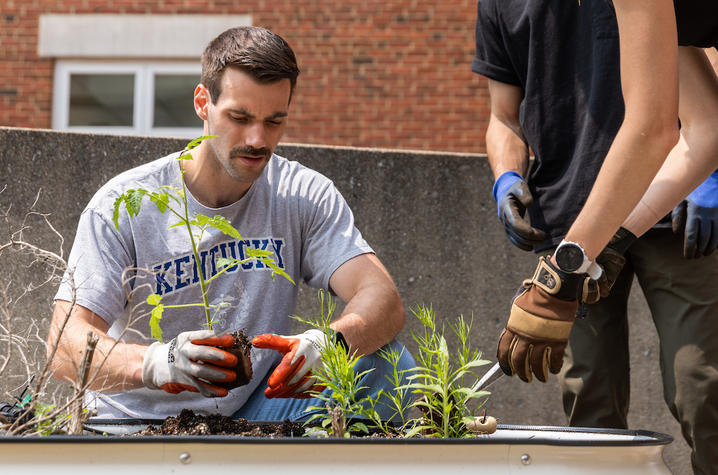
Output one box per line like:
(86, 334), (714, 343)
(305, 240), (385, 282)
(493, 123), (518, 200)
(294, 296), (492, 439)
(400, 304), (491, 438)
(112, 136), (294, 342)
(292, 290), (376, 438)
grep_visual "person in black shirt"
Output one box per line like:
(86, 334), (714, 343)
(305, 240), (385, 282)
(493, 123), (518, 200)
(473, 0), (718, 472)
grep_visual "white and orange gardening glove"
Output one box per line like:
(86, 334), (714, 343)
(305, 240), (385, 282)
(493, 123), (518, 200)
(252, 329), (327, 398)
(142, 330), (238, 397)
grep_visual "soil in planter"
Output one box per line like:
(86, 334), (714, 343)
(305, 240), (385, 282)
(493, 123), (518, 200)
(214, 329), (253, 391)
(132, 410), (402, 438)
(135, 409), (304, 437)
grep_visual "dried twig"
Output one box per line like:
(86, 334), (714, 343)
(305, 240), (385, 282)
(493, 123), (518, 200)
(67, 331), (98, 434)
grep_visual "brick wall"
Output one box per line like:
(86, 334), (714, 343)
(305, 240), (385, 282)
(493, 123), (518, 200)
(0, 0), (489, 153)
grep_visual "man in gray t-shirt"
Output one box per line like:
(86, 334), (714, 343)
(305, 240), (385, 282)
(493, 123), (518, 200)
(49, 26), (413, 420)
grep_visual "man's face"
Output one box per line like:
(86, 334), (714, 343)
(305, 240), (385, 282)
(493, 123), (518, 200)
(194, 67), (291, 185)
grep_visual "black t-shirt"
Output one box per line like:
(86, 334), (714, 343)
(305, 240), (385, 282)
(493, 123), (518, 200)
(472, 0), (625, 250)
(675, 0), (718, 48)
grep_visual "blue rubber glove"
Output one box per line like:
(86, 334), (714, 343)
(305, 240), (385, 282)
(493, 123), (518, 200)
(671, 170), (718, 258)
(492, 171), (547, 251)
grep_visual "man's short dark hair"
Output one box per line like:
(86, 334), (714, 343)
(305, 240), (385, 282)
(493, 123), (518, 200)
(201, 26), (300, 103)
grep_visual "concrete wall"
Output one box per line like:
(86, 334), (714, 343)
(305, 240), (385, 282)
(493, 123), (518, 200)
(0, 127), (688, 473)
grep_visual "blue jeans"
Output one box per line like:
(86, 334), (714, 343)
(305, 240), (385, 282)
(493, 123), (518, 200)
(232, 339), (416, 422)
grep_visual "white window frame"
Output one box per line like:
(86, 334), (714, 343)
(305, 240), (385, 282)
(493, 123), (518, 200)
(52, 60), (202, 137)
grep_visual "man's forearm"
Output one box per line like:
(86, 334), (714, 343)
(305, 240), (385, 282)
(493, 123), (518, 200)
(623, 47), (718, 236)
(331, 283), (404, 357)
(566, 124), (677, 258)
(48, 301), (146, 392)
(486, 114), (530, 180)
(622, 134), (717, 236)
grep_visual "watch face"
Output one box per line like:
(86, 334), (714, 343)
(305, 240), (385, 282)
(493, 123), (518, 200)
(556, 243), (584, 272)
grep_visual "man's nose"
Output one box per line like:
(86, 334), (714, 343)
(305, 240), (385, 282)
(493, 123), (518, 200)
(245, 123), (267, 149)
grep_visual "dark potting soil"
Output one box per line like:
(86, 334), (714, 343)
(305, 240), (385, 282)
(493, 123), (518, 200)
(132, 409), (404, 438)
(135, 409), (305, 437)
(216, 329), (253, 390)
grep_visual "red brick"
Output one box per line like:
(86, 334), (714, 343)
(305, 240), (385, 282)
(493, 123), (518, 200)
(0, 0), (489, 153)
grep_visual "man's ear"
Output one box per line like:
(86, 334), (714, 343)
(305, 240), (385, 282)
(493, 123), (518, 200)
(194, 84), (210, 121)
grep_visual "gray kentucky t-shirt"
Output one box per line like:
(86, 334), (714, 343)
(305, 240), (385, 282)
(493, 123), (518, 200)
(55, 151), (373, 418)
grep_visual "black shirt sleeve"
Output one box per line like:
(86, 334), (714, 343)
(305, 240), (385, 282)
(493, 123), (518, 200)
(472, 0), (522, 86)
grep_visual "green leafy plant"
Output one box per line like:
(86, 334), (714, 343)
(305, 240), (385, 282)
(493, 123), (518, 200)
(292, 290), (378, 438)
(294, 296), (492, 439)
(32, 403), (72, 436)
(400, 304), (491, 438)
(112, 136), (294, 342)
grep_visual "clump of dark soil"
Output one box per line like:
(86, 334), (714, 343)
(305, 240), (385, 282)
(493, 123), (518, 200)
(216, 329), (253, 390)
(136, 409), (304, 437)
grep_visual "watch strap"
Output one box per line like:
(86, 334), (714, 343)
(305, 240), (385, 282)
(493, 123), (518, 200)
(530, 256), (584, 301)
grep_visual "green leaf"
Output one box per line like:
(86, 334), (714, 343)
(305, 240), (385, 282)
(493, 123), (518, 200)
(403, 425), (426, 438)
(112, 196), (123, 230)
(149, 191), (170, 214)
(146, 294), (162, 306)
(463, 359), (492, 370)
(261, 260), (296, 285)
(112, 189), (147, 229)
(216, 257), (235, 270)
(150, 304), (165, 342)
(352, 422), (369, 434)
(206, 215), (242, 239)
(404, 382), (443, 393)
(463, 390), (491, 400)
(125, 189), (147, 217)
(185, 135), (216, 151)
(246, 248), (273, 258)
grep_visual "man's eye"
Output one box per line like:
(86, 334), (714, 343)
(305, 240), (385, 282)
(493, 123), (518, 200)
(231, 116), (249, 123)
(266, 120), (283, 126)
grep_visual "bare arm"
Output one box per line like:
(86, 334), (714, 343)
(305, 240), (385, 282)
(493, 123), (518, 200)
(48, 300), (147, 392)
(485, 79), (530, 179)
(565, 0), (680, 259)
(328, 253), (404, 356)
(623, 46), (718, 235)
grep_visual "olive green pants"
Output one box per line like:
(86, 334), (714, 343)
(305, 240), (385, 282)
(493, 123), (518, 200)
(554, 229), (718, 475)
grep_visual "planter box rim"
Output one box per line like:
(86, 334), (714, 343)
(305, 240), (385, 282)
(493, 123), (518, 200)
(0, 423), (673, 447)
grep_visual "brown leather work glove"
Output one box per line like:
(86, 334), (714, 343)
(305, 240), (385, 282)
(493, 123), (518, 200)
(497, 256), (584, 383)
(581, 227), (637, 304)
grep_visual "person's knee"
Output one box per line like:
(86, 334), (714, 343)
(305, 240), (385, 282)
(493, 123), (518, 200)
(355, 340), (416, 386)
(673, 345), (718, 421)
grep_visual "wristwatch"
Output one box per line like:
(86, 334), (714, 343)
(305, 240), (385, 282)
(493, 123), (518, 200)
(554, 240), (602, 279)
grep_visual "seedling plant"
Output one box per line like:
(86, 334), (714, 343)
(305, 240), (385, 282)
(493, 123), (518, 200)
(399, 304), (491, 438)
(112, 136), (293, 342)
(292, 290), (375, 438)
(294, 294), (491, 439)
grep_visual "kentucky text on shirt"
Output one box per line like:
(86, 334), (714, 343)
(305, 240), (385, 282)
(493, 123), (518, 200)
(152, 237), (286, 296)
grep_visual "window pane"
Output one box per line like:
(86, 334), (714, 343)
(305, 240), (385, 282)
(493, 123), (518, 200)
(153, 74), (201, 128)
(69, 74), (134, 126)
